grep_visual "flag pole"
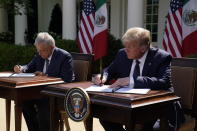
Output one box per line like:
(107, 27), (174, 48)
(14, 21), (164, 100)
(100, 58), (103, 73)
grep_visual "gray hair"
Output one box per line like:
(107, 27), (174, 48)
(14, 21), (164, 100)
(122, 27), (151, 47)
(34, 32), (55, 47)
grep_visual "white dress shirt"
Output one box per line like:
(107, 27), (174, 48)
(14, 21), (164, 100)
(129, 50), (148, 88)
(43, 50), (54, 74)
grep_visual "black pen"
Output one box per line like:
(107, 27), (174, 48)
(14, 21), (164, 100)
(112, 86), (123, 93)
(9, 73), (15, 77)
(99, 72), (103, 86)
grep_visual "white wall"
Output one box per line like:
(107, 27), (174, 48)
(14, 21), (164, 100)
(110, 0), (127, 39)
(15, 3), (27, 45)
(0, 8), (8, 32)
(157, 0), (170, 49)
(127, 0), (144, 29)
(36, 0), (170, 44)
(110, 0), (121, 38)
(38, 0), (62, 32)
(111, 0), (171, 47)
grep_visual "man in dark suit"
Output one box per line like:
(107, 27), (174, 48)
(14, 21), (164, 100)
(14, 32), (73, 131)
(93, 27), (184, 131)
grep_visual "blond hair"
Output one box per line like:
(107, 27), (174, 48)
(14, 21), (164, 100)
(122, 27), (151, 47)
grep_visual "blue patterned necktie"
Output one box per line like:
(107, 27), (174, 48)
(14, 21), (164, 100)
(133, 60), (140, 81)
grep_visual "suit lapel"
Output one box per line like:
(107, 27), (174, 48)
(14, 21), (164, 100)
(40, 59), (45, 72)
(46, 48), (58, 73)
(142, 48), (157, 76)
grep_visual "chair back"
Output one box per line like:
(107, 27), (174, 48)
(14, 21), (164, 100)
(71, 52), (93, 82)
(171, 58), (197, 117)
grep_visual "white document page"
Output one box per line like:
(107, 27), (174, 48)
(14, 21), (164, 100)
(0, 73), (13, 77)
(10, 73), (35, 77)
(85, 85), (112, 92)
(85, 85), (150, 94)
(116, 87), (150, 94)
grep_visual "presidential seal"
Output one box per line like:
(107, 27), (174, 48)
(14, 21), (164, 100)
(64, 87), (90, 122)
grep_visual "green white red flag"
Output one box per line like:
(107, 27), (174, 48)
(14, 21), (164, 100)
(182, 0), (197, 56)
(93, 0), (108, 60)
(162, 0), (197, 57)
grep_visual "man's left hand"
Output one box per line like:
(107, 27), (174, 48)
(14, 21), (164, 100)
(109, 77), (130, 88)
(34, 71), (45, 76)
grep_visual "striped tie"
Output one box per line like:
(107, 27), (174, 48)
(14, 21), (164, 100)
(133, 60), (140, 81)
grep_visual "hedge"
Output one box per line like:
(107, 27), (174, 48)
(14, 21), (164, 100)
(0, 34), (123, 73)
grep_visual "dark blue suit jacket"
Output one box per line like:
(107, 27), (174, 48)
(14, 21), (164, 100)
(106, 47), (172, 90)
(24, 47), (73, 82)
(105, 48), (186, 128)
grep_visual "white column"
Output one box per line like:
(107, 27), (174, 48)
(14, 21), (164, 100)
(127, 0), (144, 29)
(15, 4), (27, 45)
(62, 0), (76, 40)
(0, 8), (8, 32)
(157, 0), (170, 49)
(110, 0), (121, 38)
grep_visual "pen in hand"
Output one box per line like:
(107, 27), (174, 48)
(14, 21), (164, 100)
(99, 72), (104, 86)
(99, 71), (108, 86)
(14, 65), (21, 73)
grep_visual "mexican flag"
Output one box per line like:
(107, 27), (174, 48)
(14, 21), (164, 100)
(93, 0), (108, 60)
(182, 0), (197, 56)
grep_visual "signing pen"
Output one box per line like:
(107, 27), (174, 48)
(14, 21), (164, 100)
(99, 72), (103, 86)
(112, 86), (123, 93)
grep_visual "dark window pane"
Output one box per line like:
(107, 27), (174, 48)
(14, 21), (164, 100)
(146, 0), (158, 42)
(152, 24), (158, 32)
(153, 5), (158, 14)
(153, 15), (158, 23)
(146, 6), (152, 14)
(146, 24), (151, 31)
(153, 0), (159, 4)
(146, 15), (152, 23)
(152, 34), (157, 42)
(147, 0), (152, 5)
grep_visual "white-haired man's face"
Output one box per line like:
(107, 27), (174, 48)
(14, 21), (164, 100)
(124, 40), (147, 59)
(35, 43), (53, 59)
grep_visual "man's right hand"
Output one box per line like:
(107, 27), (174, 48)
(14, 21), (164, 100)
(92, 74), (107, 85)
(14, 65), (23, 73)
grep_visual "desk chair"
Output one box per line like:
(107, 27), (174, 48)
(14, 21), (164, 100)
(59, 52), (93, 131)
(171, 58), (197, 131)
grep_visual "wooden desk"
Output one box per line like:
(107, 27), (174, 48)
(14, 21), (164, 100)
(42, 82), (180, 131)
(0, 75), (64, 131)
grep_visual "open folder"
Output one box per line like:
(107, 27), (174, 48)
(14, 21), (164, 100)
(0, 73), (35, 77)
(85, 85), (150, 94)
(10, 73), (35, 77)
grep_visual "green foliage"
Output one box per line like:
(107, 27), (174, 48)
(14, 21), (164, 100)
(56, 39), (80, 53)
(0, 32), (14, 43)
(0, 0), (31, 15)
(0, 34), (123, 73)
(48, 32), (62, 41)
(187, 54), (197, 58)
(0, 43), (35, 71)
(48, 4), (62, 36)
(0, 40), (80, 71)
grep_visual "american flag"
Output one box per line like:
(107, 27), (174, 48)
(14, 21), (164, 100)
(162, 0), (183, 57)
(77, 0), (95, 54)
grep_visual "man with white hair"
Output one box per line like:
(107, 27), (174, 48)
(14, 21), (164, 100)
(14, 32), (73, 131)
(93, 27), (185, 131)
